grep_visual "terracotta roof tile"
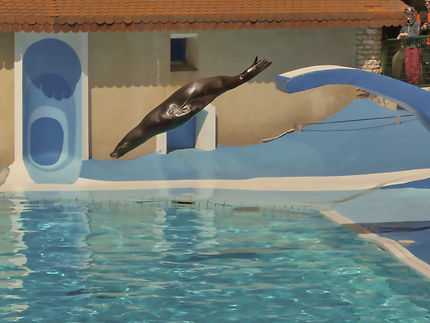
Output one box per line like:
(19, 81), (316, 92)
(0, 0), (408, 32)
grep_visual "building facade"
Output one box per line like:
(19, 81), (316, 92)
(0, 0), (406, 163)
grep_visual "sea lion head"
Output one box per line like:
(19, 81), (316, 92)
(110, 138), (139, 159)
(109, 144), (127, 159)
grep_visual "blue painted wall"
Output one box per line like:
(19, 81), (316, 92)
(81, 99), (430, 181)
(23, 38), (83, 183)
(30, 117), (64, 166)
(166, 117), (196, 153)
(81, 67), (430, 181)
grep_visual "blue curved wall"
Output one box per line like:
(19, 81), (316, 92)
(275, 66), (430, 133)
(23, 39), (82, 184)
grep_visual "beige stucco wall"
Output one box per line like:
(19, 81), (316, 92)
(0, 32), (14, 165)
(89, 28), (357, 159)
(0, 27), (358, 164)
(89, 31), (169, 159)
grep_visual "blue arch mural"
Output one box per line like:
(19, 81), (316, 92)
(23, 38), (83, 184)
(275, 66), (430, 133)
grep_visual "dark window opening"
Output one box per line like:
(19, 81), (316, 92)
(171, 38), (187, 62)
(170, 37), (197, 72)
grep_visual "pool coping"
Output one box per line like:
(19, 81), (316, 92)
(2, 167), (430, 192)
(321, 210), (430, 279)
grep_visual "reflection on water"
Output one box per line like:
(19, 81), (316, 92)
(0, 199), (91, 320)
(0, 198), (430, 322)
(0, 199), (30, 317)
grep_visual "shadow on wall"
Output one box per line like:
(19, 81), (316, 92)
(88, 29), (356, 88)
(88, 31), (275, 88)
(0, 32), (14, 70)
(0, 32), (14, 166)
(86, 29), (357, 160)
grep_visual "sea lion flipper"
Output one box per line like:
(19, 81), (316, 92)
(240, 58), (272, 82)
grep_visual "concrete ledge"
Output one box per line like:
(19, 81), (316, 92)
(361, 233), (430, 279)
(2, 168), (430, 192)
(321, 209), (430, 279)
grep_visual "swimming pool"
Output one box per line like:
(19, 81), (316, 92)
(1, 197), (430, 322)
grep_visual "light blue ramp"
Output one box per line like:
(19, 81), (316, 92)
(23, 39), (82, 184)
(276, 66), (430, 132)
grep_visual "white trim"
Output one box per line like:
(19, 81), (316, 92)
(3, 168), (430, 193)
(195, 104), (216, 151)
(278, 65), (355, 79)
(170, 33), (198, 39)
(156, 133), (167, 154)
(80, 33), (89, 160)
(14, 34), (23, 164)
(11, 33), (32, 185)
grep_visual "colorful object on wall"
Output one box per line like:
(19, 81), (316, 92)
(23, 38), (83, 184)
(276, 65), (430, 132)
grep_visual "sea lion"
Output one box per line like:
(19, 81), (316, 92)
(110, 57), (272, 158)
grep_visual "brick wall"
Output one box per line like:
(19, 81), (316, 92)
(356, 27), (383, 73)
(355, 27), (400, 108)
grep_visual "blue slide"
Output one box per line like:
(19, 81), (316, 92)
(276, 66), (430, 133)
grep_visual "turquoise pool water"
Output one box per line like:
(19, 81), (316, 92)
(0, 198), (430, 322)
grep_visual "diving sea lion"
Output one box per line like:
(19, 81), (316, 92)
(110, 57), (272, 158)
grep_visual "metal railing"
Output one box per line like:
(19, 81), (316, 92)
(382, 35), (430, 87)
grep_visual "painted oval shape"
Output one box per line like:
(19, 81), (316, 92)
(30, 117), (64, 166)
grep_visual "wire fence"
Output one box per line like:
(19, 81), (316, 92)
(382, 35), (430, 87)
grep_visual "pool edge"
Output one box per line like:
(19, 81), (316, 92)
(321, 209), (430, 279)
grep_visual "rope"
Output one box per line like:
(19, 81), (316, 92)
(304, 114), (414, 126)
(262, 114), (416, 142)
(303, 118), (416, 132)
